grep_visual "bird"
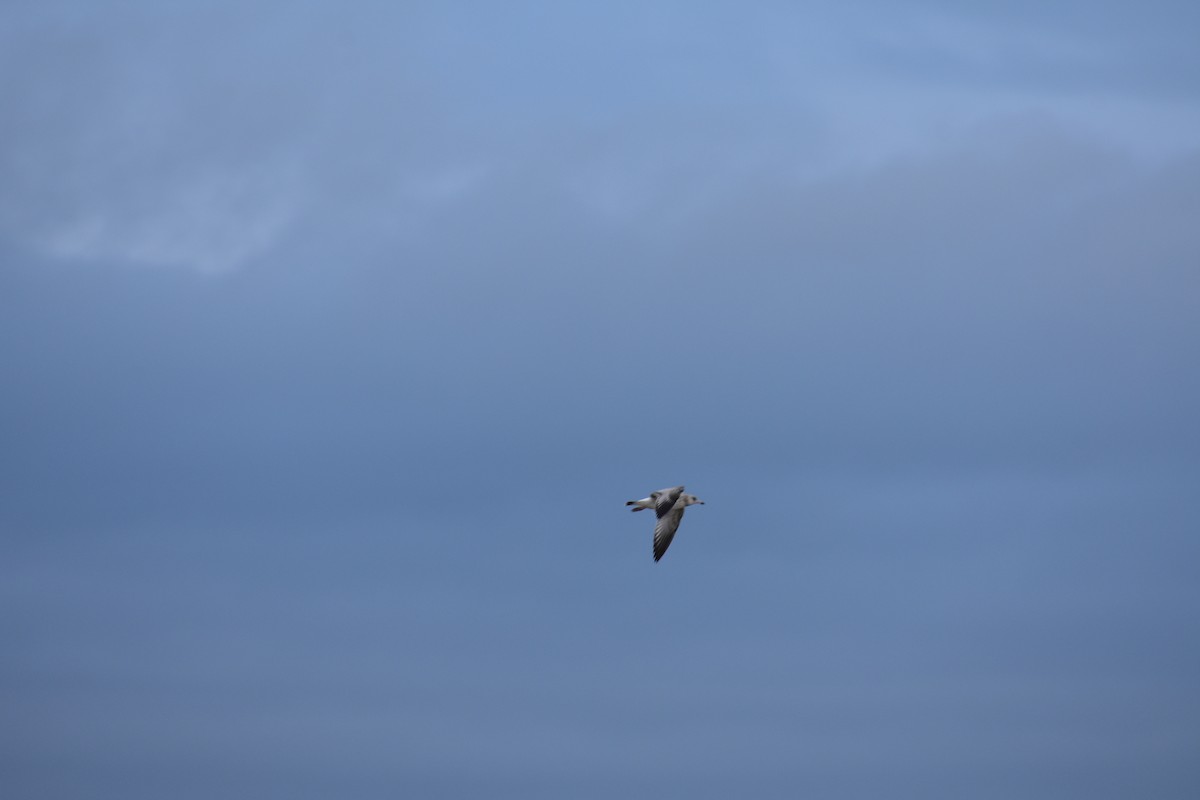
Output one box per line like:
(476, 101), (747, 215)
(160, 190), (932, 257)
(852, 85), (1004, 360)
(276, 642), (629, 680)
(625, 485), (705, 562)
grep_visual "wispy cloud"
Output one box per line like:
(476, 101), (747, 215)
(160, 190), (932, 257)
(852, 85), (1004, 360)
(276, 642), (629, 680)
(31, 164), (303, 274)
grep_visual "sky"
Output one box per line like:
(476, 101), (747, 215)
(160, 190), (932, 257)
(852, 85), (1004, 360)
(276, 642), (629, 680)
(2, 2), (1199, 798)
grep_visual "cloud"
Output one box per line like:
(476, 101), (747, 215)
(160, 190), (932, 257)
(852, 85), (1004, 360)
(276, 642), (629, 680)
(3, 1), (1198, 274)
(0, 5), (318, 273)
(29, 163), (303, 274)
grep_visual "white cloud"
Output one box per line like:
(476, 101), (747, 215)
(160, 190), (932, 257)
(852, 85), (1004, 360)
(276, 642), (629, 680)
(31, 165), (303, 274)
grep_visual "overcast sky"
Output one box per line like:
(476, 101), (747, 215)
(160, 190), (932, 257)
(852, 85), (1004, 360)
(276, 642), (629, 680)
(2, 3), (1199, 798)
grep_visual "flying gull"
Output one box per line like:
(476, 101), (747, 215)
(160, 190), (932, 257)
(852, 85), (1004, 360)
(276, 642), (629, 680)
(625, 485), (705, 562)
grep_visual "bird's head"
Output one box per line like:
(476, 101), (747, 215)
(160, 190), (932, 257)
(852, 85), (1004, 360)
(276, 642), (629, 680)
(683, 494), (705, 506)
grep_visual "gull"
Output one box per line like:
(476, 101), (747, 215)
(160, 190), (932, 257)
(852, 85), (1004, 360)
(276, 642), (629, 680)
(625, 485), (705, 562)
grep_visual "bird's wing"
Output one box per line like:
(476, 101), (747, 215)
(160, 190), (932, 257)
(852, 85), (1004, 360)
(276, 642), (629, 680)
(653, 506), (685, 562)
(654, 486), (685, 519)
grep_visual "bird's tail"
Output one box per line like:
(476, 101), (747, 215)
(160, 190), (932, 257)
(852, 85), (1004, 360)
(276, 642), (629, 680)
(625, 500), (647, 512)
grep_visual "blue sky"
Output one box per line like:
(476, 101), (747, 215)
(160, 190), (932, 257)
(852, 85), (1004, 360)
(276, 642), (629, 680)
(2, 2), (1199, 798)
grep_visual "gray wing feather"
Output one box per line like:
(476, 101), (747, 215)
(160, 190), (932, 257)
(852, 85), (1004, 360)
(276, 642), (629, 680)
(653, 507), (685, 562)
(654, 486), (684, 519)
